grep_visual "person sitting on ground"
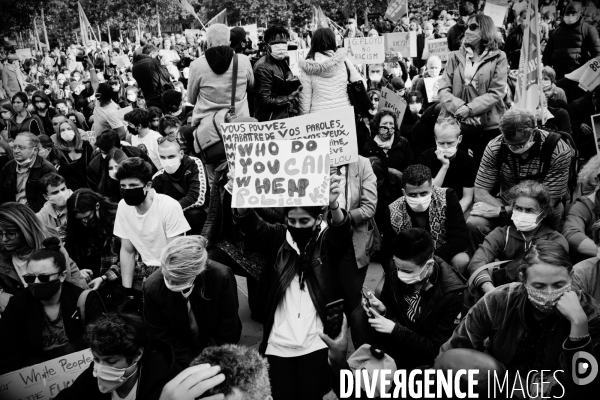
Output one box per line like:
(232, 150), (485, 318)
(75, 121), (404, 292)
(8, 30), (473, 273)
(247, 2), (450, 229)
(125, 108), (163, 171)
(152, 134), (208, 235)
(0, 237), (104, 374)
(417, 117), (475, 213)
(92, 82), (127, 140)
(161, 89), (187, 124)
(147, 106), (164, 132)
(54, 313), (181, 400)
(381, 164), (470, 272)
(352, 228), (465, 371)
(468, 181), (568, 297)
(96, 148), (128, 202)
(441, 240), (600, 398)
(144, 236), (242, 368)
(36, 172), (72, 233)
(53, 119), (94, 190)
(411, 55), (443, 109)
(572, 221), (600, 303)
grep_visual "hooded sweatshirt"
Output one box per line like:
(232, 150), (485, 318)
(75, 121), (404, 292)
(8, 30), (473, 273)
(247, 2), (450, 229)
(31, 90), (57, 135)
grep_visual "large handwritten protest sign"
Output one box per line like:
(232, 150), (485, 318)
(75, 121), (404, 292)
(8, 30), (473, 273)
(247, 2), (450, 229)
(384, 32), (417, 62)
(379, 87), (408, 124)
(0, 349), (93, 400)
(113, 55), (131, 69)
(427, 38), (450, 62)
(221, 106), (358, 168)
(232, 138), (330, 208)
(483, 3), (508, 27)
(385, 0), (408, 23)
(345, 37), (385, 64)
(424, 76), (442, 103)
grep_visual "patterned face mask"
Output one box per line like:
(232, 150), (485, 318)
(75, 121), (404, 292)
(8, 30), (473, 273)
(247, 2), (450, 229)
(526, 284), (571, 314)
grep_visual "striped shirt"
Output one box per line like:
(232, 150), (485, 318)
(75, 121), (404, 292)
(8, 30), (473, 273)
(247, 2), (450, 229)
(475, 130), (571, 204)
(404, 291), (422, 322)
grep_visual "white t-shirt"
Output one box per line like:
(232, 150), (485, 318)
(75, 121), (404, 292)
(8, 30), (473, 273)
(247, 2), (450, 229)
(113, 191), (190, 266)
(131, 130), (162, 170)
(111, 379), (138, 400)
(93, 100), (123, 137)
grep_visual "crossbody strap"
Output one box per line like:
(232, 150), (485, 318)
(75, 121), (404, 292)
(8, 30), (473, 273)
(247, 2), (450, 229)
(344, 60), (351, 83)
(230, 54), (238, 115)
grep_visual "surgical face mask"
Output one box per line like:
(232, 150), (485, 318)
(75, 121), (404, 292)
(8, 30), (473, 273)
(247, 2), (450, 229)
(396, 259), (432, 284)
(511, 210), (541, 232)
(542, 79), (552, 90)
(563, 15), (579, 25)
(369, 72), (382, 83)
(48, 190), (71, 208)
(405, 193), (432, 212)
(60, 129), (76, 142)
(108, 169), (118, 180)
(508, 136), (535, 154)
(526, 284), (571, 314)
(164, 276), (195, 293)
(93, 361), (139, 394)
(409, 103), (422, 114)
(126, 93), (137, 102)
(270, 43), (288, 60)
(161, 156), (182, 174)
(463, 31), (481, 48)
(436, 143), (458, 158)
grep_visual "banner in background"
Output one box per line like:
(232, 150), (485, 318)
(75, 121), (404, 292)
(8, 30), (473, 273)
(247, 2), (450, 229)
(345, 36), (385, 64)
(15, 48), (33, 59)
(0, 349), (93, 400)
(232, 138), (330, 208)
(483, 3), (508, 27)
(385, 0), (409, 23)
(427, 38), (450, 62)
(384, 32), (417, 61)
(184, 29), (202, 36)
(379, 87), (408, 124)
(113, 55), (131, 69)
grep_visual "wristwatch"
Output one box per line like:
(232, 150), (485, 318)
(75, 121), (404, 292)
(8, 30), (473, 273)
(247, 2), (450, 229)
(499, 206), (507, 219)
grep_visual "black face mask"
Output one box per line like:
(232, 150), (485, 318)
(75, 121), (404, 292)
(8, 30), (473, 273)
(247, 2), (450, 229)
(29, 280), (62, 300)
(288, 225), (316, 250)
(127, 126), (138, 135)
(120, 187), (147, 206)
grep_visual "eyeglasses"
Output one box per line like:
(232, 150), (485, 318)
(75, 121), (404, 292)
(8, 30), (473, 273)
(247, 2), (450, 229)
(157, 134), (181, 145)
(504, 135), (533, 151)
(22, 272), (62, 284)
(437, 117), (459, 125)
(0, 231), (18, 240)
(468, 23), (479, 31)
(13, 145), (34, 151)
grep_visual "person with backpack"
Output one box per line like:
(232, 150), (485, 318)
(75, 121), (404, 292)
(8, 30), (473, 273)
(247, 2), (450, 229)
(467, 108), (573, 255)
(0, 237), (105, 374)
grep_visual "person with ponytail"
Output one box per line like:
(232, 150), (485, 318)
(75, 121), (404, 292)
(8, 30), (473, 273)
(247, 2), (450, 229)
(0, 237), (104, 374)
(232, 173), (352, 400)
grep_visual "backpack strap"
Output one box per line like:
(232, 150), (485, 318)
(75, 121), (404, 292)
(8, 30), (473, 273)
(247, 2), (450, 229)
(467, 260), (513, 296)
(77, 289), (106, 325)
(538, 131), (561, 179)
(230, 54), (238, 116)
(344, 60), (351, 83)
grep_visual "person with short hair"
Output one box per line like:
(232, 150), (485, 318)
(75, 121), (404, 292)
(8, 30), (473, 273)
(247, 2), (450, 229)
(36, 172), (72, 232)
(125, 108), (163, 170)
(381, 164), (469, 270)
(441, 240), (600, 398)
(53, 313), (181, 400)
(92, 82), (126, 140)
(144, 236), (241, 367)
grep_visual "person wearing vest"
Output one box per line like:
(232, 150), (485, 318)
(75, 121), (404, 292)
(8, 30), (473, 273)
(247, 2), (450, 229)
(381, 164), (469, 272)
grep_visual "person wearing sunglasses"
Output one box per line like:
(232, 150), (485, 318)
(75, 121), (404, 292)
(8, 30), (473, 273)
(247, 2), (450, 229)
(438, 14), (508, 166)
(0, 236), (103, 374)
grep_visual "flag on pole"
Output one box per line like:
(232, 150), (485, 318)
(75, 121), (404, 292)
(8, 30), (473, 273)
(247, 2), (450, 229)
(78, 2), (97, 45)
(514, 0), (545, 124)
(177, 0), (207, 30)
(206, 8), (227, 26)
(311, 6), (329, 28)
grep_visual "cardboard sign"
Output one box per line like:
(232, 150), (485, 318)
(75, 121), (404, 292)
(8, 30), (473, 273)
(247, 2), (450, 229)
(384, 32), (417, 62)
(579, 59), (600, 91)
(0, 349), (93, 400)
(385, 0), (408, 23)
(221, 106), (359, 168)
(345, 37), (385, 64)
(15, 48), (33, 59)
(483, 3), (508, 27)
(232, 138), (330, 208)
(113, 55), (131, 69)
(424, 76), (442, 103)
(379, 87), (408, 124)
(427, 38), (450, 62)
(288, 48), (309, 76)
(591, 113), (600, 155)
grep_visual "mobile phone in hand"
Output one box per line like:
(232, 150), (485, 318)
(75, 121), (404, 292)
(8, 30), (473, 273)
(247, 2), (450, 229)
(323, 299), (344, 339)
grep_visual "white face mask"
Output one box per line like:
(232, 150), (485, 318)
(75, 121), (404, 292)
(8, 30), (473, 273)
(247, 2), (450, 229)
(409, 103), (422, 114)
(542, 79), (552, 90)
(511, 210), (541, 232)
(108, 169), (118, 180)
(161, 156), (182, 174)
(164, 276), (194, 294)
(47, 190), (71, 208)
(436, 144), (458, 158)
(93, 361), (139, 394)
(563, 15), (579, 25)
(405, 193), (432, 212)
(60, 129), (76, 142)
(270, 43), (288, 60)
(396, 259), (432, 284)
(392, 68), (401, 76)
(369, 72), (382, 83)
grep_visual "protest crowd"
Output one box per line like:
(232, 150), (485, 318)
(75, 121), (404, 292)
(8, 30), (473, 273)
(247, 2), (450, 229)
(3, 0), (600, 398)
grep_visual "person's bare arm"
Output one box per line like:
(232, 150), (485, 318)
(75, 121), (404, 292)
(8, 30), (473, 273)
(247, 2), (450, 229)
(460, 187), (474, 213)
(119, 239), (136, 288)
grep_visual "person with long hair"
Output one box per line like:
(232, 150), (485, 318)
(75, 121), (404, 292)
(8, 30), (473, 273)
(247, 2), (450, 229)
(298, 27), (363, 115)
(0, 237), (104, 373)
(438, 14), (508, 165)
(97, 148), (128, 202)
(0, 202), (88, 311)
(54, 119), (94, 190)
(4, 92), (45, 138)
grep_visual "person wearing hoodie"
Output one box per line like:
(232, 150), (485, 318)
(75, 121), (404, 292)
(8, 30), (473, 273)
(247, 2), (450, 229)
(543, 2), (600, 80)
(131, 45), (172, 112)
(253, 26), (302, 122)
(36, 172), (72, 233)
(31, 90), (57, 136)
(298, 27), (362, 115)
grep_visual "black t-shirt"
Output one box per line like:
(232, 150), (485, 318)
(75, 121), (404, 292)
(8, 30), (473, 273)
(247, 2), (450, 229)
(417, 148), (476, 199)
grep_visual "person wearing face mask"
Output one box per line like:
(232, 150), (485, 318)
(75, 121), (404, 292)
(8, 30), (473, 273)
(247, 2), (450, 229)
(438, 14), (508, 166)
(418, 118), (475, 214)
(53, 119), (94, 191)
(96, 148), (128, 202)
(381, 164), (470, 271)
(467, 109), (572, 256)
(92, 82), (127, 140)
(0, 103), (15, 141)
(124, 108), (163, 170)
(121, 87), (141, 109)
(152, 135), (208, 235)
(366, 63), (388, 91)
(410, 55), (443, 110)
(442, 240), (600, 398)
(344, 18), (364, 38)
(143, 236), (241, 368)
(543, 2), (600, 80)
(253, 26), (303, 122)
(54, 313), (181, 400)
(31, 90), (57, 135)
(469, 181), (568, 299)
(0, 237), (103, 374)
(541, 65), (568, 103)
(36, 173), (73, 232)
(233, 172), (351, 400)
(351, 228), (465, 371)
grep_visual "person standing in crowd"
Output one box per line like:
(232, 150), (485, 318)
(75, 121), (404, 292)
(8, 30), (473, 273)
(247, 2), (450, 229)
(467, 109), (571, 255)
(113, 157), (190, 293)
(299, 27), (362, 115)
(4, 92), (45, 137)
(543, 2), (600, 80)
(35, 172), (72, 232)
(366, 64), (387, 91)
(144, 236), (241, 367)
(0, 237), (103, 374)
(381, 164), (470, 271)
(92, 82), (126, 140)
(2, 54), (26, 99)
(438, 14), (508, 165)
(417, 117), (475, 213)
(54, 313), (181, 400)
(124, 108), (163, 170)
(0, 133), (56, 212)
(54, 119), (94, 190)
(253, 26), (302, 121)
(131, 45), (172, 112)
(352, 228), (465, 370)
(441, 241), (600, 398)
